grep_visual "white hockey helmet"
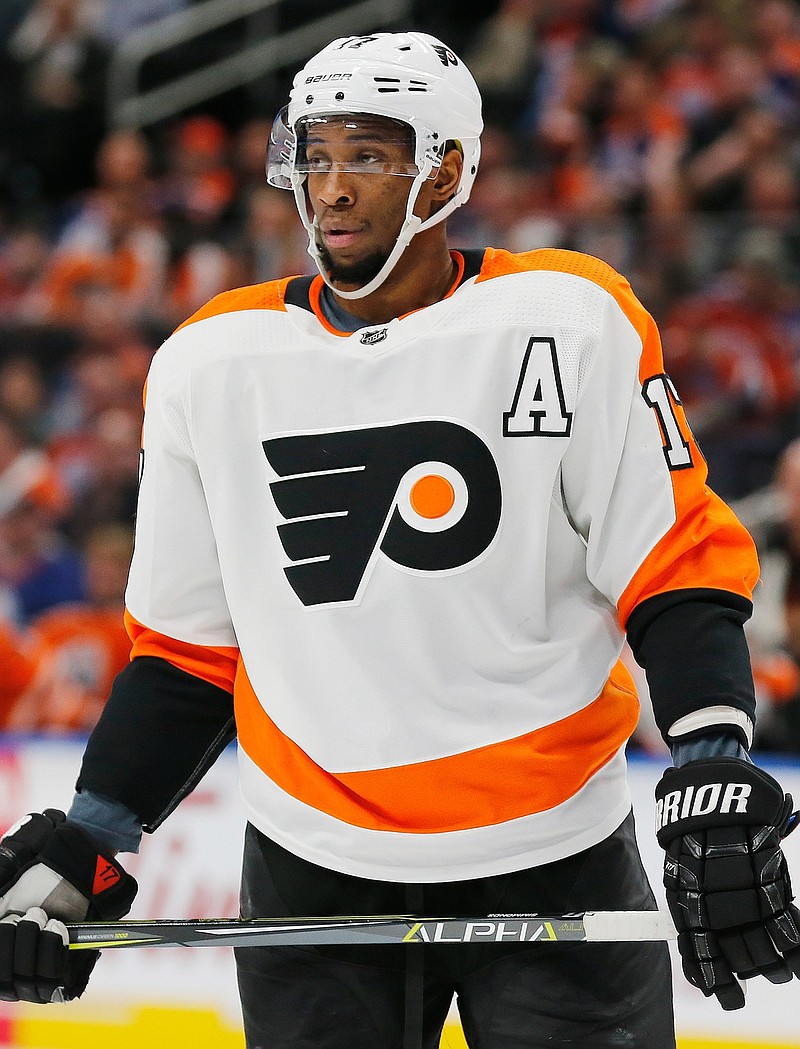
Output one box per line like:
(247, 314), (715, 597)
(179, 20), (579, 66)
(266, 31), (483, 299)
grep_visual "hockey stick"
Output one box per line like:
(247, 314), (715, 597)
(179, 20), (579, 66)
(67, 911), (677, 950)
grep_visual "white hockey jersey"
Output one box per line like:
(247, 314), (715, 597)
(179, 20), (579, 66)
(125, 247), (759, 881)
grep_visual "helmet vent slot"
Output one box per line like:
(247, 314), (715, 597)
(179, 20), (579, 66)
(372, 76), (431, 93)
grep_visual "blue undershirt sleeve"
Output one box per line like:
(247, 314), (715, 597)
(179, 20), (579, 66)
(67, 789), (143, 854)
(670, 730), (751, 768)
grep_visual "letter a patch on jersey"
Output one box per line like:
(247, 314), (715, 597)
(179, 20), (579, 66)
(503, 337), (572, 437)
(263, 421), (502, 606)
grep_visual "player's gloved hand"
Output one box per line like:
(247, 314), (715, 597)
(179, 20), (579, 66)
(655, 758), (800, 1010)
(0, 809), (137, 1003)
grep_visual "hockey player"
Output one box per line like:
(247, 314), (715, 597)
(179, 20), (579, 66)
(0, 30), (799, 1049)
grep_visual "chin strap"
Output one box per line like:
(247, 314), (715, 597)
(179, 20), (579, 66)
(310, 210), (424, 300)
(294, 162), (466, 301)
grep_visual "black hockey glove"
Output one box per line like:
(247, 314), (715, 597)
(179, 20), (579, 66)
(655, 758), (800, 1010)
(0, 809), (137, 1003)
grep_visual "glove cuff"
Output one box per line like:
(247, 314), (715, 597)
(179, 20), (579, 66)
(655, 757), (792, 846)
(38, 822), (137, 921)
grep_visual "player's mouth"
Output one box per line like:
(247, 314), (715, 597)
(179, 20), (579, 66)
(320, 224), (365, 250)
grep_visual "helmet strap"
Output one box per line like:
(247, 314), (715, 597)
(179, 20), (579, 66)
(296, 162), (454, 301)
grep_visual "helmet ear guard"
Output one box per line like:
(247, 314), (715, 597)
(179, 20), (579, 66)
(266, 32), (483, 299)
(266, 109), (295, 191)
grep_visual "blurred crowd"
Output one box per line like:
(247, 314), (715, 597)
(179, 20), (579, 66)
(1, 0), (800, 751)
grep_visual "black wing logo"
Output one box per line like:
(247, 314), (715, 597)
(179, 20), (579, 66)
(263, 421), (501, 606)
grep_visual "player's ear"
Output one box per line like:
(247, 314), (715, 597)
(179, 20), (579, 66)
(432, 144), (463, 204)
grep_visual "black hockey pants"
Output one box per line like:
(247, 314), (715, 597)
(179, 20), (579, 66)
(235, 810), (675, 1049)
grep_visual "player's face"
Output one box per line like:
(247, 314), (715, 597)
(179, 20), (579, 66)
(301, 116), (421, 288)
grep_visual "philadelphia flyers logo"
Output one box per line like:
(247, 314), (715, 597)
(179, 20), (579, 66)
(432, 45), (459, 67)
(263, 421), (502, 606)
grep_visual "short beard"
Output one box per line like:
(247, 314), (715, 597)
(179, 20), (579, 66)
(316, 242), (390, 287)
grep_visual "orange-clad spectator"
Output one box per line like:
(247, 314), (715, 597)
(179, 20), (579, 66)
(0, 617), (37, 726)
(595, 56), (686, 216)
(658, 4), (733, 122)
(160, 114), (237, 239)
(27, 245), (142, 328)
(7, 523), (133, 734)
(20, 127), (169, 327)
(25, 208), (169, 329)
(535, 44), (687, 224)
(158, 114), (241, 322)
(537, 44), (620, 219)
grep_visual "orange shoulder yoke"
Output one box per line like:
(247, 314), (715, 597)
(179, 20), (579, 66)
(477, 247), (622, 293)
(174, 275), (297, 334)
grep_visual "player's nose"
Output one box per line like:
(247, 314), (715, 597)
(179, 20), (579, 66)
(315, 167), (356, 206)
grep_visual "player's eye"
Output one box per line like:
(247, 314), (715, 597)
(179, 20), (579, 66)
(305, 152), (332, 171)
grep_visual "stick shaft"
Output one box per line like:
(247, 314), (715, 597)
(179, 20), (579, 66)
(67, 911), (676, 950)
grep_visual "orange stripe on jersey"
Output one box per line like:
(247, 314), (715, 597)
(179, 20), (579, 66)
(607, 278), (759, 624)
(476, 247), (759, 625)
(308, 276), (348, 337)
(234, 659), (639, 833)
(124, 610), (238, 693)
(173, 276), (297, 334)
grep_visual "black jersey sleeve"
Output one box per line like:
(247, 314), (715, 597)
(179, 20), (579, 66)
(76, 656), (236, 832)
(626, 587), (756, 748)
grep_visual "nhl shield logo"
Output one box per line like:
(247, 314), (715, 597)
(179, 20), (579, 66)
(360, 328), (388, 346)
